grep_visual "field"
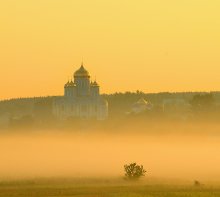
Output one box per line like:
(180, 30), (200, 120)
(0, 179), (220, 197)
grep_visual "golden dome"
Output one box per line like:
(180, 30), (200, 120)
(64, 80), (76, 88)
(69, 80), (75, 87)
(93, 81), (99, 86)
(91, 80), (99, 87)
(74, 64), (90, 78)
(64, 81), (70, 88)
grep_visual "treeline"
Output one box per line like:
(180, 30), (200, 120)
(0, 97), (58, 116)
(104, 91), (220, 115)
(1, 91), (220, 116)
(0, 92), (220, 129)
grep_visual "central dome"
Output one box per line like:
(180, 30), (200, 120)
(74, 64), (90, 78)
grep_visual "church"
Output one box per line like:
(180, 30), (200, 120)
(53, 63), (108, 120)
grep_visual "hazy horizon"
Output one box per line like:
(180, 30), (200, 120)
(1, 90), (220, 102)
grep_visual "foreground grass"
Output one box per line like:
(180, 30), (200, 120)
(0, 179), (219, 197)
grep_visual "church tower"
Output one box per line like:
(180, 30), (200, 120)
(90, 80), (100, 98)
(64, 80), (76, 97)
(73, 63), (90, 96)
(53, 62), (108, 120)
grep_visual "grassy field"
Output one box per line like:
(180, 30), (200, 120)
(0, 178), (219, 197)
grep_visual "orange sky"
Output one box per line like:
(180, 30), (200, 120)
(0, 0), (220, 100)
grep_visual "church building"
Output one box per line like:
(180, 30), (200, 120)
(53, 63), (108, 120)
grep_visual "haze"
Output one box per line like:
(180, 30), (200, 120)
(0, 0), (220, 100)
(0, 123), (220, 183)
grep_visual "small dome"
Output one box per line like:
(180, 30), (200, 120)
(69, 80), (75, 87)
(91, 80), (99, 87)
(74, 64), (90, 78)
(64, 81), (70, 88)
(93, 81), (99, 86)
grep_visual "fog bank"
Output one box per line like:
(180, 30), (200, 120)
(0, 124), (220, 182)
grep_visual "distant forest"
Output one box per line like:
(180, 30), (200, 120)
(0, 91), (220, 129)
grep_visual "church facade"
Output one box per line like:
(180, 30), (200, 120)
(53, 64), (108, 120)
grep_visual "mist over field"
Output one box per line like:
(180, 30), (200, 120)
(1, 0), (220, 195)
(1, 122), (220, 184)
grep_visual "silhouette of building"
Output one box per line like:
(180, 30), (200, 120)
(131, 98), (153, 114)
(53, 63), (108, 120)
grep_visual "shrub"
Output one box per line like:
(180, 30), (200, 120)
(124, 163), (146, 180)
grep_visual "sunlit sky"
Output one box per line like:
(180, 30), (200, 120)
(0, 0), (220, 100)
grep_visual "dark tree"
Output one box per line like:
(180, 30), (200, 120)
(124, 163), (146, 180)
(190, 93), (215, 112)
